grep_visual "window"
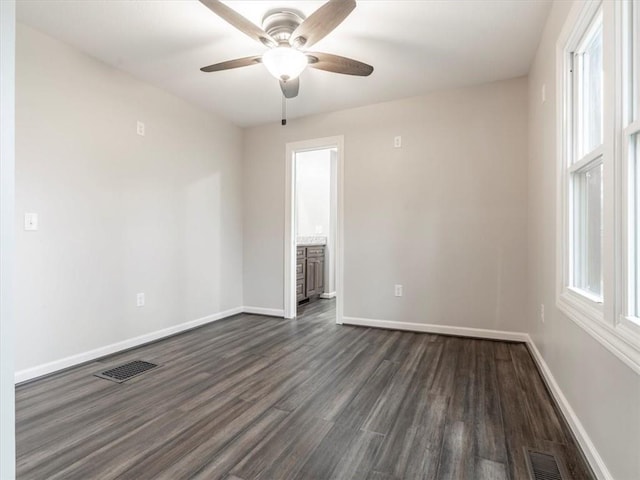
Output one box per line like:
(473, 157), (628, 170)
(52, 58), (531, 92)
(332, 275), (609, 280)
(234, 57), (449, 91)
(557, 1), (640, 373)
(575, 13), (603, 159)
(623, 0), (640, 328)
(564, 7), (604, 304)
(572, 161), (603, 299)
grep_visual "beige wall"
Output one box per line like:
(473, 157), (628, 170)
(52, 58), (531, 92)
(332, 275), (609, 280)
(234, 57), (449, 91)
(527, 1), (640, 479)
(243, 77), (528, 332)
(15, 24), (244, 373)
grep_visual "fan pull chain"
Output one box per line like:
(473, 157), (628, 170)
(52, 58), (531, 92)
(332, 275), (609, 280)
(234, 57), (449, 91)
(281, 95), (287, 126)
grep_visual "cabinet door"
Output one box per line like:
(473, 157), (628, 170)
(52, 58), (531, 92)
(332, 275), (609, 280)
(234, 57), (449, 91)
(296, 259), (306, 301)
(296, 281), (305, 301)
(316, 257), (324, 294)
(296, 259), (305, 280)
(306, 258), (317, 296)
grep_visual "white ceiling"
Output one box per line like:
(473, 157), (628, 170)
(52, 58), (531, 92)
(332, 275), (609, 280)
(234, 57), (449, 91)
(16, 0), (551, 127)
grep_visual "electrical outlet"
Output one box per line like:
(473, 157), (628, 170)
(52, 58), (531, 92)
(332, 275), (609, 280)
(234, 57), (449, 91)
(24, 212), (38, 231)
(394, 284), (403, 297)
(540, 303), (545, 323)
(394, 136), (402, 148)
(136, 293), (145, 307)
(136, 121), (145, 136)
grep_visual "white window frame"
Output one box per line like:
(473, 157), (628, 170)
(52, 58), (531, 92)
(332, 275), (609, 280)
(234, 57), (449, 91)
(568, 9), (605, 302)
(618, 0), (640, 350)
(557, 0), (640, 375)
(557, 1), (607, 323)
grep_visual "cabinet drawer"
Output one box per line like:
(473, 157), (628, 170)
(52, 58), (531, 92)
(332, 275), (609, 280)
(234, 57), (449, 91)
(296, 247), (306, 259)
(296, 260), (305, 279)
(307, 246), (324, 257)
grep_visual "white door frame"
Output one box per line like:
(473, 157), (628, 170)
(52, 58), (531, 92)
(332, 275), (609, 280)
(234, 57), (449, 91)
(0, 1), (16, 477)
(284, 135), (344, 323)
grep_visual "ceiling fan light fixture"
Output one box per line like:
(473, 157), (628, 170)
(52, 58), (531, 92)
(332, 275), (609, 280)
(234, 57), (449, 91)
(262, 46), (308, 81)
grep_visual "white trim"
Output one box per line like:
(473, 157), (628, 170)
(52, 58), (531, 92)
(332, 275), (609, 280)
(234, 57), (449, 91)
(624, 120), (640, 136)
(342, 317), (529, 343)
(526, 336), (614, 480)
(336, 141), (345, 325)
(617, 316), (640, 345)
(557, 289), (604, 325)
(618, 1), (640, 343)
(284, 142), (295, 319)
(0, 1), (16, 477)
(326, 149), (338, 296)
(14, 307), (244, 384)
(569, 146), (604, 173)
(320, 292), (336, 299)
(614, 0), (627, 358)
(242, 306), (285, 317)
(560, 295), (640, 375)
(284, 135), (344, 324)
(566, 286), (604, 305)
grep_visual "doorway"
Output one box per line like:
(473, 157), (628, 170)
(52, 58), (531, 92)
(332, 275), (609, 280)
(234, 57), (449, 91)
(284, 136), (343, 323)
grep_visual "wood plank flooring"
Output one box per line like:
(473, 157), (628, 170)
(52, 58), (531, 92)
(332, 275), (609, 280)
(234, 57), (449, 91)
(16, 300), (593, 479)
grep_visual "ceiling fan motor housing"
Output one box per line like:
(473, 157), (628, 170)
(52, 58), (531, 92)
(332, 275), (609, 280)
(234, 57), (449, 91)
(262, 10), (305, 44)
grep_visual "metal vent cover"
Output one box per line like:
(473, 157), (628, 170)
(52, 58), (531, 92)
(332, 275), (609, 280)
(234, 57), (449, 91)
(94, 360), (158, 383)
(524, 448), (567, 480)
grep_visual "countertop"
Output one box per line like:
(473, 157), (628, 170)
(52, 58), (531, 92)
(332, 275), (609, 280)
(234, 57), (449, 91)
(296, 236), (327, 246)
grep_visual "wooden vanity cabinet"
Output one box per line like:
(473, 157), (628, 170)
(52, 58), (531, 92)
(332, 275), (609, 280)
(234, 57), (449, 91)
(296, 245), (325, 304)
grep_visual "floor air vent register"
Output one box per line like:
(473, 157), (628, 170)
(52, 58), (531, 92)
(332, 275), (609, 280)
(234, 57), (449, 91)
(94, 360), (158, 383)
(524, 448), (568, 480)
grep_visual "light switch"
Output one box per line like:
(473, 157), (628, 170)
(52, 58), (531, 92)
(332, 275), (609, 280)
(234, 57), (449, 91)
(24, 212), (38, 231)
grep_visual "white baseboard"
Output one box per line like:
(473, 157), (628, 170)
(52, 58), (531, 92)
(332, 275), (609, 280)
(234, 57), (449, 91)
(526, 336), (612, 480)
(242, 306), (285, 317)
(342, 316), (529, 342)
(14, 306), (244, 384)
(320, 292), (336, 299)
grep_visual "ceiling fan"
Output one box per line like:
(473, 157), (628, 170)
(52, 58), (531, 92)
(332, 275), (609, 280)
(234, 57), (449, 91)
(198, 0), (374, 101)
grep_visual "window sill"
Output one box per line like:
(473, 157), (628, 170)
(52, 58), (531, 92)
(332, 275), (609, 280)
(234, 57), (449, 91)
(557, 292), (640, 374)
(566, 286), (603, 304)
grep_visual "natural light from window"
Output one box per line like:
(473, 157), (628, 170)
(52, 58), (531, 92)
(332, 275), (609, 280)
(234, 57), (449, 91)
(570, 8), (604, 301)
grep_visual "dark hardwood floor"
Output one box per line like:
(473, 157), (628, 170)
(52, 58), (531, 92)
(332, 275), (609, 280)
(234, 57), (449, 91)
(16, 299), (593, 479)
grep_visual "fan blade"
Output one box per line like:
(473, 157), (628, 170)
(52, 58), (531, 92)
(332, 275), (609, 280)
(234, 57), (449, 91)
(280, 78), (300, 99)
(200, 55), (262, 72)
(306, 52), (373, 76)
(199, 0), (277, 48)
(290, 0), (356, 49)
